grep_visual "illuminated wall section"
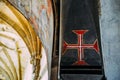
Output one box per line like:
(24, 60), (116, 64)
(8, 0), (54, 78)
(0, 1), (48, 80)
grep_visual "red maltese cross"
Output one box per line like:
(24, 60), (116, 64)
(63, 30), (99, 65)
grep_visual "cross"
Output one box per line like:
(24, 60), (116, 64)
(63, 30), (99, 65)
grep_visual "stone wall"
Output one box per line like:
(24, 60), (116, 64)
(100, 0), (120, 80)
(8, 0), (54, 79)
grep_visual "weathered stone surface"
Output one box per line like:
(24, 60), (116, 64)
(8, 0), (54, 79)
(100, 0), (120, 80)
